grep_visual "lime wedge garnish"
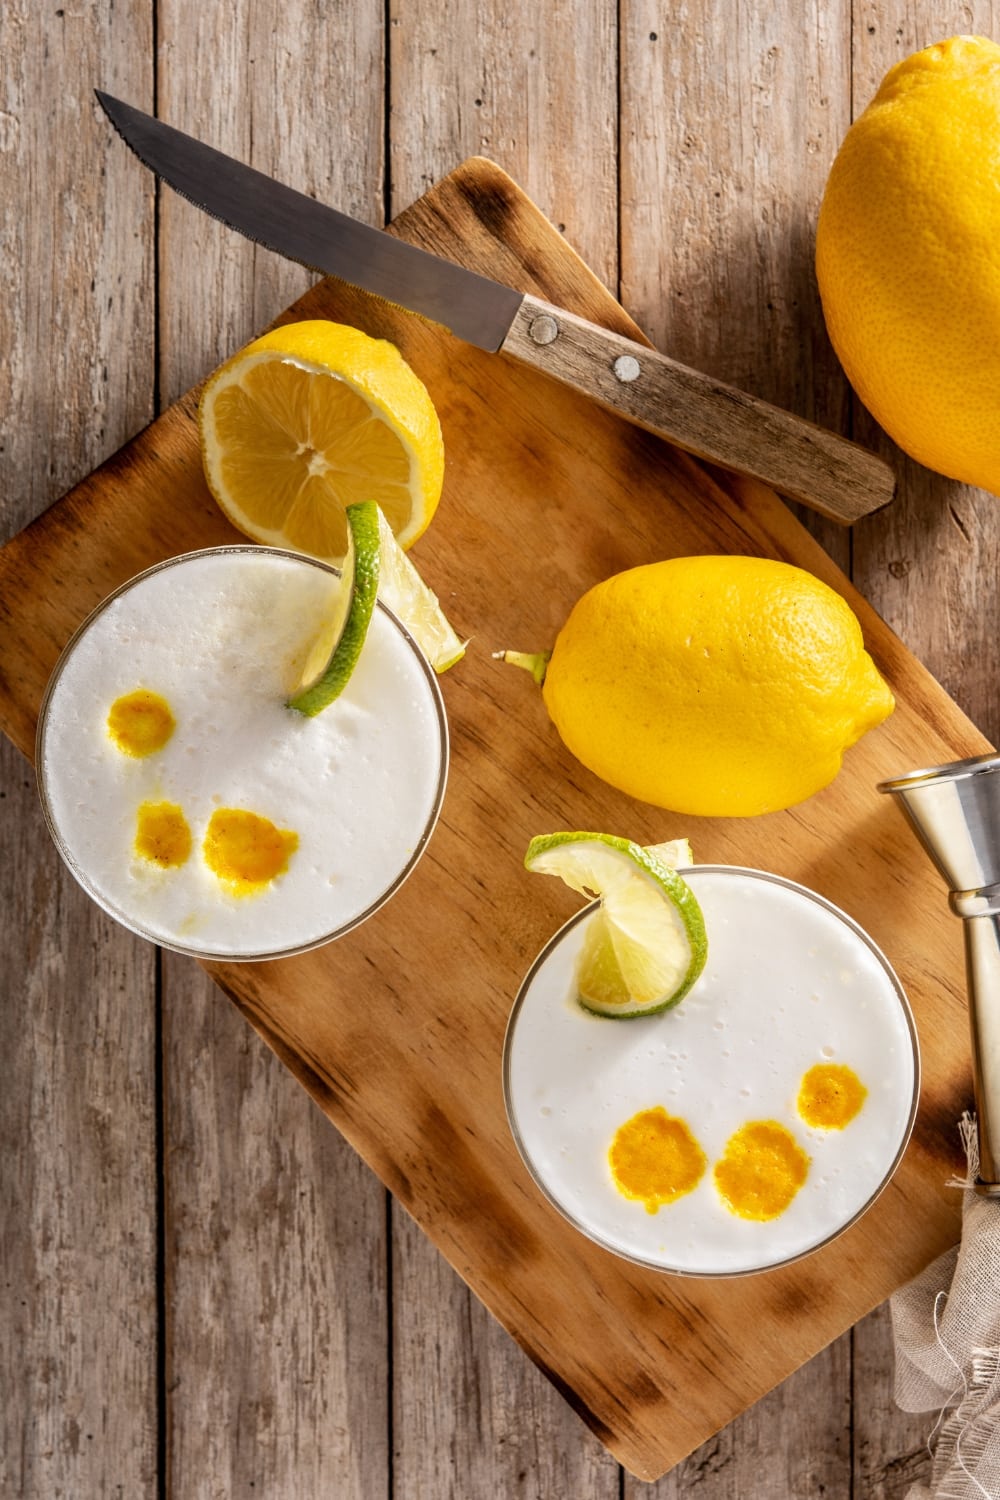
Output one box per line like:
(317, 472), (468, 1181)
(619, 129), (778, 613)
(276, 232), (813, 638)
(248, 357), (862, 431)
(287, 501), (381, 716)
(525, 832), (707, 1018)
(375, 508), (466, 672)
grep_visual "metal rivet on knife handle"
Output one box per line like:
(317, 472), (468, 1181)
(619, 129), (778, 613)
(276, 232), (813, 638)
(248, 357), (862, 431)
(613, 355), (642, 383)
(502, 293), (896, 525)
(528, 314), (560, 346)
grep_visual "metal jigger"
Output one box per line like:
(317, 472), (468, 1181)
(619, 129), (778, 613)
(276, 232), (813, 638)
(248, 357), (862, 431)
(879, 753), (1000, 1197)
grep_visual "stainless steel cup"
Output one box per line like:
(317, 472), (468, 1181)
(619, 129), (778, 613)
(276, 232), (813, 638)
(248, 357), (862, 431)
(879, 753), (1000, 1196)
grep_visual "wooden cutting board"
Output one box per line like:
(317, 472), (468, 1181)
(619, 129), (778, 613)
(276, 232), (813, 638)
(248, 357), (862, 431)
(0, 157), (989, 1481)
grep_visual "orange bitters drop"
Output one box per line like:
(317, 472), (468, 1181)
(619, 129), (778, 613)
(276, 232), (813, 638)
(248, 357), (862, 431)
(608, 1106), (707, 1214)
(713, 1120), (810, 1221)
(797, 1062), (867, 1130)
(203, 808), (299, 893)
(107, 689), (176, 757)
(135, 801), (192, 868)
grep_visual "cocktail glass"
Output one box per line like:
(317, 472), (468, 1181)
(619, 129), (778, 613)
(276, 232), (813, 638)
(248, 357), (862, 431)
(36, 546), (449, 961)
(503, 865), (919, 1276)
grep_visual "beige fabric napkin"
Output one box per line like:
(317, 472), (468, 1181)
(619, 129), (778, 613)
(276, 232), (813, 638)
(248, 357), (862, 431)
(891, 1115), (1000, 1499)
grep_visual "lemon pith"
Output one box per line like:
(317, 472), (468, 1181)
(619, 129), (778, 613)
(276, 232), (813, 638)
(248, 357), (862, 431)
(538, 555), (894, 818)
(816, 35), (1000, 494)
(198, 320), (444, 562)
(525, 832), (707, 1017)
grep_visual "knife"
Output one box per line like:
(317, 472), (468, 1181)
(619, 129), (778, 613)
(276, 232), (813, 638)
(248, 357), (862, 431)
(96, 91), (894, 525)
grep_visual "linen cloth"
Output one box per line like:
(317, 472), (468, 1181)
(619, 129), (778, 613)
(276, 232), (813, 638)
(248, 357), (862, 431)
(891, 1115), (1000, 1499)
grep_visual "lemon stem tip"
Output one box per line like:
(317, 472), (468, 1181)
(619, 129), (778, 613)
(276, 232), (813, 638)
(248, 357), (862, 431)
(494, 649), (551, 686)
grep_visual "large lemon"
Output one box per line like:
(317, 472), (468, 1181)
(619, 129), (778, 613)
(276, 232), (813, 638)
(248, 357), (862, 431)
(539, 556), (894, 818)
(816, 36), (1000, 493)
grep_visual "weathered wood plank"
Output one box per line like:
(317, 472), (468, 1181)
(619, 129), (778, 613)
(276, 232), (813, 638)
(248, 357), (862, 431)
(392, 1205), (620, 1497)
(620, 0), (854, 570)
(162, 953), (390, 1499)
(0, 7), (157, 1499)
(618, 1), (856, 1487)
(387, 0), (619, 291)
(853, 1304), (932, 1499)
(386, 5), (620, 1491)
(156, 5), (392, 1497)
(0, 750), (159, 1499)
(635, 1335), (851, 1500)
(156, 0), (386, 405)
(0, 4), (156, 543)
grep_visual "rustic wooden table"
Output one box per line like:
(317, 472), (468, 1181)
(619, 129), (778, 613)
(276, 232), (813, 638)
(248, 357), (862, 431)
(3, 4), (998, 1496)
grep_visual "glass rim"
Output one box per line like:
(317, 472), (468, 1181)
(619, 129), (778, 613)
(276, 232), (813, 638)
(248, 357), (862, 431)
(35, 544), (450, 962)
(502, 863), (921, 1279)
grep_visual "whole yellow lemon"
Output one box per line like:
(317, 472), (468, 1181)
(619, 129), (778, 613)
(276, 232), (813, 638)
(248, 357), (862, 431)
(539, 555), (894, 817)
(816, 35), (1000, 493)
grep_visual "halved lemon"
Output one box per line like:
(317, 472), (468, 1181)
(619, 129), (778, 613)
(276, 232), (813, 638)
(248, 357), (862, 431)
(525, 832), (707, 1017)
(199, 320), (444, 563)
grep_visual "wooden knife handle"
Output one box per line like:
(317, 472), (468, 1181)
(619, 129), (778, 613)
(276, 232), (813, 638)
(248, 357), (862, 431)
(499, 293), (895, 524)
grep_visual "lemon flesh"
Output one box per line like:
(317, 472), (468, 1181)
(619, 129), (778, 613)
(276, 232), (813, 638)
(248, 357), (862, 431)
(540, 554), (894, 818)
(199, 320), (444, 563)
(525, 832), (707, 1018)
(374, 509), (466, 672)
(287, 501), (381, 717)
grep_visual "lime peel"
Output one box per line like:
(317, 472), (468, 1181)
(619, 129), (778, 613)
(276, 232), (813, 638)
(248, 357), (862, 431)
(288, 499), (464, 716)
(287, 501), (381, 717)
(525, 831), (707, 1018)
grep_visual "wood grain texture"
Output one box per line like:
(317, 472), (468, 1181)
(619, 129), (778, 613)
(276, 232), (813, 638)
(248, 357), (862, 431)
(620, 0), (855, 570)
(0, 735), (159, 1498)
(0, 4), (155, 544)
(634, 1337), (851, 1500)
(387, 10), (625, 1495)
(853, 1304), (934, 1499)
(0, 7), (158, 1499)
(156, 7), (392, 1498)
(0, 157), (987, 1480)
(388, 0), (619, 289)
(392, 1204), (620, 1496)
(157, 0), (385, 404)
(163, 953), (390, 1499)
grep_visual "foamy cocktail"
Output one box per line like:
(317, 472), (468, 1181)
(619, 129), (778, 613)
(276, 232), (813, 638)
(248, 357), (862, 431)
(504, 866), (918, 1276)
(36, 547), (448, 960)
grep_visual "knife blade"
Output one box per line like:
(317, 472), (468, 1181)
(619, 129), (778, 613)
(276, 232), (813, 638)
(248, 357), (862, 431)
(96, 90), (895, 524)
